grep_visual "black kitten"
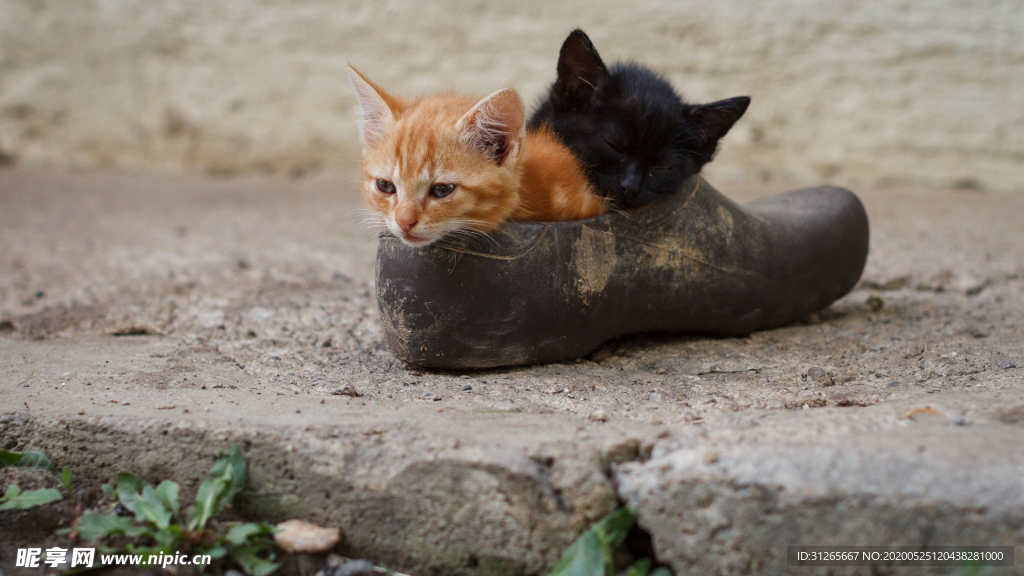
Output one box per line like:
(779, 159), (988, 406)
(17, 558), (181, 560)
(529, 29), (751, 209)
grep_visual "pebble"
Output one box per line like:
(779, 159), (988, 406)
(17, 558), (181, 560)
(432, 396), (442, 402)
(1004, 364), (1017, 370)
(422, 391), (431, 397)
(807, 367), (834, 387)
(649, 393), (662, 402)
(589, 409), (608, 422)
(865, 295), (884, 312)
(273, 519), (340, 553)
(462, 384), (472, 391)
(334, 386), (362, 397)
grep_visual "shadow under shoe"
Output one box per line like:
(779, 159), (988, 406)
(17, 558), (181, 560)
(375, 176), (869, 369)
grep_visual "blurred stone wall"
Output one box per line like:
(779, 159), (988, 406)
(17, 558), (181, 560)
(1, 0), (1021, 190)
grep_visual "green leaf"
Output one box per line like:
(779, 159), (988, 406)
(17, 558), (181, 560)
(188, 445), (248, 530)
(189, 476), (230, 530)
(0, 451), (19, 468)
(102, 484), (116, 498)
(75, 512), (152, 540)
(132, 485), (173, 529)
(116, 472), (145, 513)
(153, 524), (184, 552)
(229, 545), (280, 576)
(2, 485), (20, 501)
(17, 451), (54, 469)
(223, 522), (275, 546)
(0, 487), (63, 510)
(549, 529), (605, 576)
(62, 467), (73, 493)
(210, 445), (247, 505)
(593, 507), (636, 550)
(0, 449), (55, 470)
(649, 568), (672, 576)
(198, 545), (229, 560)
(624, 558), (652, 576)
(154, 480), (181, 522)
(223, 523), (263, 546)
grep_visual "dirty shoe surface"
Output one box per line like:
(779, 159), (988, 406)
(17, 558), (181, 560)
(2, 169), (1023, 575)
(376, 176), (868, 368)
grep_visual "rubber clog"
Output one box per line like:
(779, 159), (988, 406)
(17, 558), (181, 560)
(375, 176), (869, 369)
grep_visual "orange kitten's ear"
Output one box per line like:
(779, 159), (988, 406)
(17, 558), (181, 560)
(347, 65), (408, 148)
(456, 87), (525, 167)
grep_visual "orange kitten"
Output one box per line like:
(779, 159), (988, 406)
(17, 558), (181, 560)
(347, 66), (607, 247)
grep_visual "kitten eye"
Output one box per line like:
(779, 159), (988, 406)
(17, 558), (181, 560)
(604, 143), (624, 163)
(429, 183), (457, 199)
(375, 179), (396, 194)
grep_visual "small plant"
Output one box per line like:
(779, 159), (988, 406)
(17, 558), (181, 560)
(0, 484), (63, 510)
(0, 448), (65, 510)
(71, 445), (279, 576)
(0, 449), (55, 469)
(549, 508), (670, 576)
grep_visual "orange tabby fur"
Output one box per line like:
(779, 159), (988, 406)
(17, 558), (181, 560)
(347, 65), (607, 247)
(518, 126), (608, 222)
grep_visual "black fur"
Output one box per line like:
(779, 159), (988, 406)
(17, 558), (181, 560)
(529, 29), (750, 209)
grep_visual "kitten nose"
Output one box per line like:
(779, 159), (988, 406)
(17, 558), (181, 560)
(395, 202), (420, 233)
(397, 216), (419, 233)
(620, 166), (642, 197)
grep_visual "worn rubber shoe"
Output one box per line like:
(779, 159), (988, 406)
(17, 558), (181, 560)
(375, 176), (869, 369)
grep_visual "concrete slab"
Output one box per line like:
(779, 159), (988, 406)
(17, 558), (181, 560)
(617, 390), (1024, 575)
(1, 169), (1023, 574)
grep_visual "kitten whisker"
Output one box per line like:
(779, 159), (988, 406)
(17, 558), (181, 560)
(347, 209), (388, 230)
(443, 220), (500, 247)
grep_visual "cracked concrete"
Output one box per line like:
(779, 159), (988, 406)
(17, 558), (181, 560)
(1, 168), (1023, 575)
(617, 390), (1024, 575)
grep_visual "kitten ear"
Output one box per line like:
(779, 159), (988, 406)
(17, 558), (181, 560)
(554, 29), (611, 108)
(456, 87), (526, 166)
(687, 96), (751, 161)
(347, 65), (408, 148)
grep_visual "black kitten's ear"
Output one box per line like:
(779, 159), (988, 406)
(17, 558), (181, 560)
(687, 96), (751, 161)
(554, 29), (611, 109)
